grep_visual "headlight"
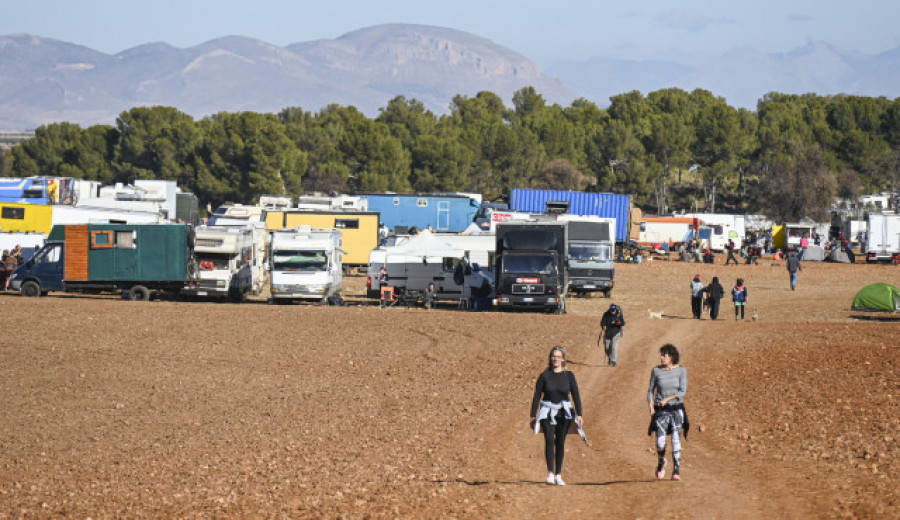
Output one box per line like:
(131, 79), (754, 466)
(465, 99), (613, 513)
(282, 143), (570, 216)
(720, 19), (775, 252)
(216, 280), (226, 287)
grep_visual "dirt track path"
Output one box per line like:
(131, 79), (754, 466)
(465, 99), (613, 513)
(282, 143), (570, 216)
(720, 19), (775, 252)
(469, 315), (816, 519)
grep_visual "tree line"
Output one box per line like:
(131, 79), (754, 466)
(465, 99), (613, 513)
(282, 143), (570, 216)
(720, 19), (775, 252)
(3, 87), (900, 221)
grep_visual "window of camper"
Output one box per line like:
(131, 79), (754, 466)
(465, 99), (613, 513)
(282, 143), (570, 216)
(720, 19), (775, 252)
(442, 257), (462, 272)
(1, 207), (25, 219)
(335, 219), (359, 229)
(417, 199), (428, 207)
(90, 230), (114, 249)
(115, 230), (137, 249)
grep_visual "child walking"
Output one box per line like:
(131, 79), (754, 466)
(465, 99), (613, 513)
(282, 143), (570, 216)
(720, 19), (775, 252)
(732, 278), (747, 320)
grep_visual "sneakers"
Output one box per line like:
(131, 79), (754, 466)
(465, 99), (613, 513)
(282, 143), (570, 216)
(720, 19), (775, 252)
(554, 475), (565, 486)
(672, 466), (681, 481)
(655, 458), (667, 480)
(546, 473), (555, 485)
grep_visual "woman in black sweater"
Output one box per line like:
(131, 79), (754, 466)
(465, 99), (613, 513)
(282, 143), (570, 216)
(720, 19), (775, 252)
(705, 276), (725, 320)
(530, 346), (583, 485)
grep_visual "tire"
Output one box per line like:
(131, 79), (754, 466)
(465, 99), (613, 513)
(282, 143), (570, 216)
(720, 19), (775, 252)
(21, 280), (41, 297)
(605, 289), (613, 298)
(129, 285), (150, 301)
(228, 287), (245, 303)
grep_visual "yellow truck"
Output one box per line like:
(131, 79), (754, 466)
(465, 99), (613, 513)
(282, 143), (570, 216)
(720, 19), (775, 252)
(264, 210), (380, 268)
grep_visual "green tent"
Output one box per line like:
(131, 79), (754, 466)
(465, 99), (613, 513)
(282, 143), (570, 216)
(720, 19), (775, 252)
(851, 283), (900, 312)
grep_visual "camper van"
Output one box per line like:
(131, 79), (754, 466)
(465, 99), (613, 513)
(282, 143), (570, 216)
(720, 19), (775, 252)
(269, 227), (343, 304)
(182, 225), (258, 301)
(265, 210), (380, 269)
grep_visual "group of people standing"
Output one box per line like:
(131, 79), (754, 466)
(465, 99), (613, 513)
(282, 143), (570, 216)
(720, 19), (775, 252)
(530, 307), (688, 485)
(690, 274), (749, 320)
(1, 245), (25, 291)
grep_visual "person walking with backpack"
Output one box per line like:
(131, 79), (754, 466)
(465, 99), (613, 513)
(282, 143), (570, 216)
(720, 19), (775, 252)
(599, 304), (626, 367)
(690, 274), (705, 319)
(704, 277), (725, 320)
(732, 278), (748, 320)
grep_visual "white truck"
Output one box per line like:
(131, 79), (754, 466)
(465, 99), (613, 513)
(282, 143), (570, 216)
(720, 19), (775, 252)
(183, 225), (259, 301)
(269, 226), (343, 304)
(865, 212), (900, 264)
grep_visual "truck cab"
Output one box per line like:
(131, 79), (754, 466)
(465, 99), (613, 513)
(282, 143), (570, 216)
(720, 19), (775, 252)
(494, 222), (568, 313)
(9, 241), (65, 296)
(269, 227), (343, 303)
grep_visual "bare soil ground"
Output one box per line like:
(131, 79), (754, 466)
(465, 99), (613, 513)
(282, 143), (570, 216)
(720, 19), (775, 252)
(1, 256), (898, 518)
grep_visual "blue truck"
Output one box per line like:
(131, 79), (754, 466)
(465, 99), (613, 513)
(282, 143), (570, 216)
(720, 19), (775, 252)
(362, 193), (480, 233)
(509, 189), (632, 243)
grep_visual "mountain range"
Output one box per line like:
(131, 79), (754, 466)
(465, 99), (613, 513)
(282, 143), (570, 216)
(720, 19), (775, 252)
(1, 24), (899, 131)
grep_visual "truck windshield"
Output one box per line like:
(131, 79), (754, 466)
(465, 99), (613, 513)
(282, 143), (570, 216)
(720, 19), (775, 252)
(569, 243), (610, 261)
(196, 253), (233, 271)
(502, 254), (556, 274)
(273, 250), (327, 272)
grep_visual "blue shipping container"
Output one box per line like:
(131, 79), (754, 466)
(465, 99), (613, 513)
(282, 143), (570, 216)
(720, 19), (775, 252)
(363, 194), (480, 233)
(510, 189), (632, 242)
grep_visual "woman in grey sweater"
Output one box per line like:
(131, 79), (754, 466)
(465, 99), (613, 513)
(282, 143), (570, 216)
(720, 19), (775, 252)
(647, 344), (688, 480)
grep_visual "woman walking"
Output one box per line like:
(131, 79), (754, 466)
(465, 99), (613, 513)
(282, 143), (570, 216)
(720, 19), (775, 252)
(648, 344), (688, 481)
(732, 278), (748, 320)
(530, 346), (583, 486)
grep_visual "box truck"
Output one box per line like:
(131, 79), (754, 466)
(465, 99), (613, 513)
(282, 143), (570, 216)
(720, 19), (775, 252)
(865, 213), (900, 264)
(494, 221), (567, 313)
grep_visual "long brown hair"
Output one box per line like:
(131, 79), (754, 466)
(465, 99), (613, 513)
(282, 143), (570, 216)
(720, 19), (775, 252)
(547, 345), (568, 371)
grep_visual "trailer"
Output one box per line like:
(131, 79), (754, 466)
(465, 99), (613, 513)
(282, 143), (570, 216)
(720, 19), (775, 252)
(10, 223), (197, 300)
(509, 188), (632, 243)
(264, 210), (380, 269)
(182, 225), (258, 301)
(638, 216), (696, 249)
(269, 227), (343, 304)
(363, 193), (479, 233)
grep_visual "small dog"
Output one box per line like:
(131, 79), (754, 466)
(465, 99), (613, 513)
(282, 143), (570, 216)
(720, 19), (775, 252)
(751, 309), (759, 321)
(648, 309), (664, 319)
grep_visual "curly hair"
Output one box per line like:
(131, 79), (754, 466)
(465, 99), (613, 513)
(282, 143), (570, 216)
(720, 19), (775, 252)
(659, 343), (680, 364)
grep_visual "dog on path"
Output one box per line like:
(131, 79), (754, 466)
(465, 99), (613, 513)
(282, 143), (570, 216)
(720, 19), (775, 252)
(751, 309), (759, 321)
(647, 309), (664, 319)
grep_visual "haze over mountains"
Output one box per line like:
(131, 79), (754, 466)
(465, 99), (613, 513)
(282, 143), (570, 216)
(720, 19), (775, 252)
(1, 23), (899, 131)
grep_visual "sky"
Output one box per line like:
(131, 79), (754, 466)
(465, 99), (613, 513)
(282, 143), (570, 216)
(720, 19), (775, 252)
(4, 1), (900, 67)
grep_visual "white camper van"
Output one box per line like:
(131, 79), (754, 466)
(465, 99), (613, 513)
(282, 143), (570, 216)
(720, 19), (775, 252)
(183, 225), (258, 301)
(269, 226), (343, 303)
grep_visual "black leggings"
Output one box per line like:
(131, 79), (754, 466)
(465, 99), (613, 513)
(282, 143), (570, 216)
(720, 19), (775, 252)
(541, 415), (571, 474)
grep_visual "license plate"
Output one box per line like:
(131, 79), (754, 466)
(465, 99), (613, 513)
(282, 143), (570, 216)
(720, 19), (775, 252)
(198, 291), (208, 296)
(523, 297), (534, 302)
(583, 285), (596, 289)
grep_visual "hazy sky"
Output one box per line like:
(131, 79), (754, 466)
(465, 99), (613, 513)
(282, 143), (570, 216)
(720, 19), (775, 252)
(4, 1), (899, 67)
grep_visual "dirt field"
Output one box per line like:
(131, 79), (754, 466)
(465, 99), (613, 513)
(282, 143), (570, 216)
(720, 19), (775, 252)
(1, 256), (898, 518)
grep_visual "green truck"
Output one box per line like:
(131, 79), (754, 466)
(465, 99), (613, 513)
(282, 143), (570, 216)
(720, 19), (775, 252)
(10, 223), (197, 300)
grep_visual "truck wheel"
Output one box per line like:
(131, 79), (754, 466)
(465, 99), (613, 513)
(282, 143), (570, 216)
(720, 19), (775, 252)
(21, 281), (41, 297)
(228, 287), (245, 303)
(604, 289), (613, 298)
(129, 285), (150, 301)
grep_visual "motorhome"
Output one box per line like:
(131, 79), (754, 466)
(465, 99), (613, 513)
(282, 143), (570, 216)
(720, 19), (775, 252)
(182, 225), (258, 301)
(269, 227), (343, 304)
(208, 204), (264, 225)
(696, 223), (742, 252)
(264, 210), (380, 268)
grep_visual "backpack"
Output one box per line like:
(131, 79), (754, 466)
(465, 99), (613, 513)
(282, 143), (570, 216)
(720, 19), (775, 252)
(733, 287), (746, 302)
(607, 308), (624, 327)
